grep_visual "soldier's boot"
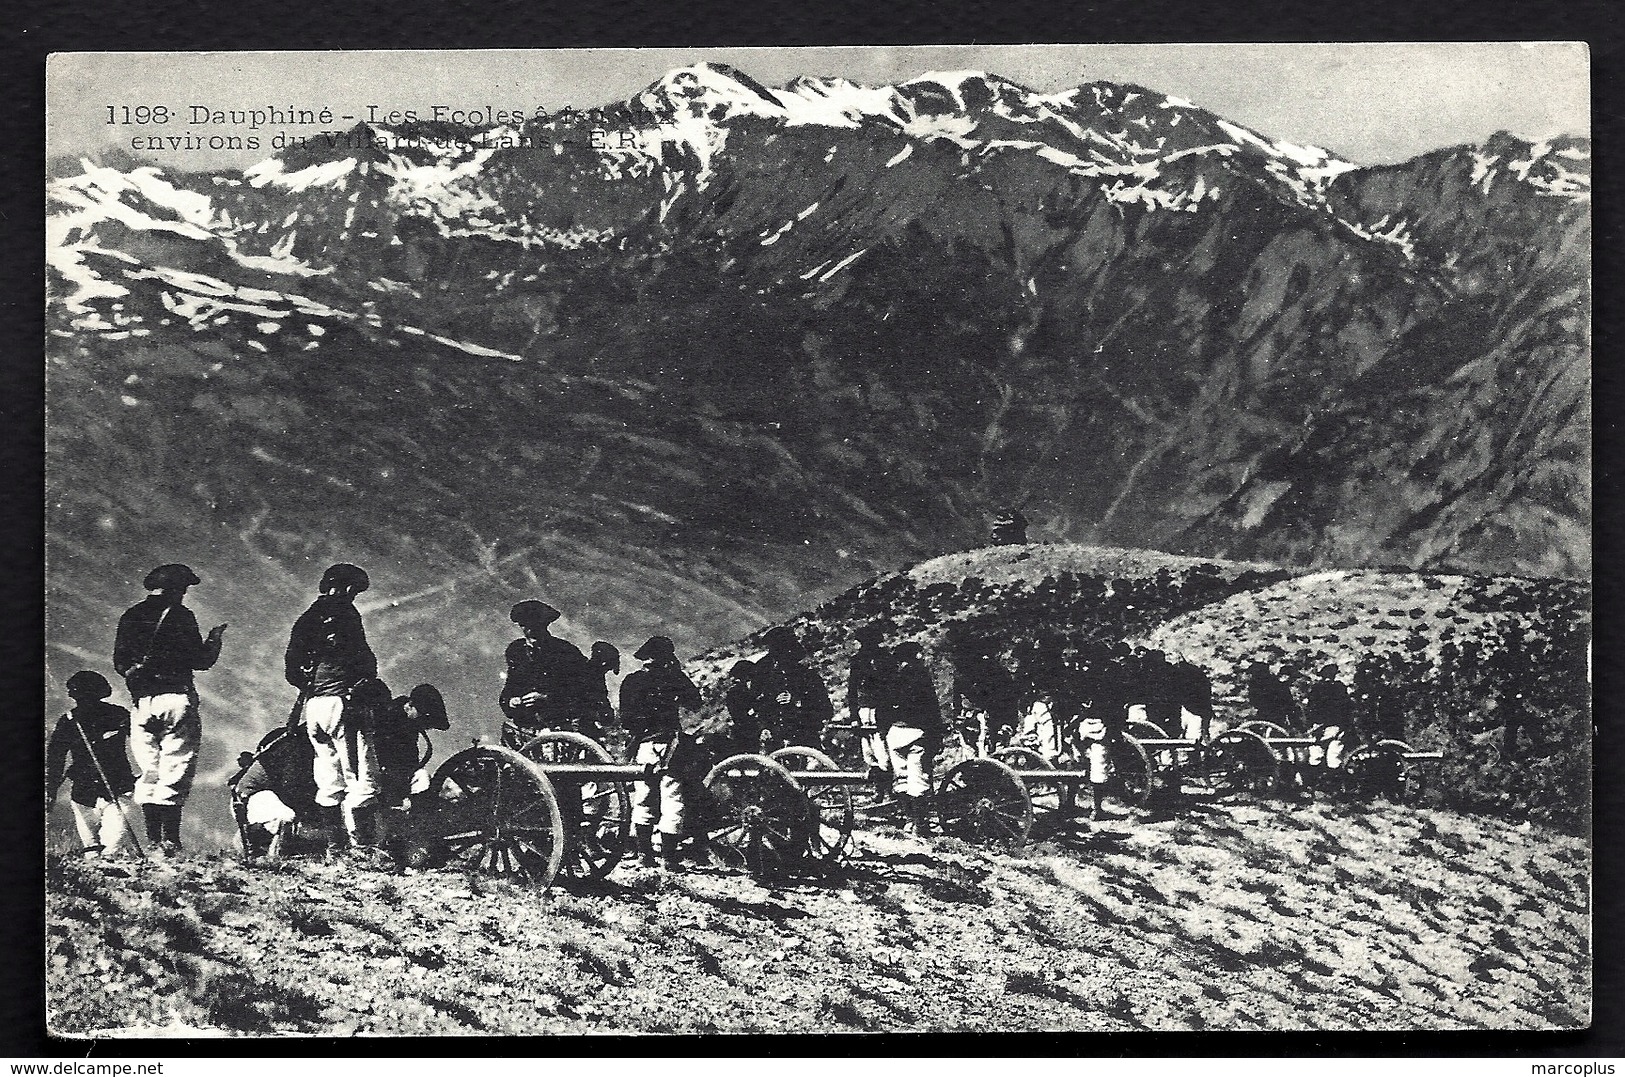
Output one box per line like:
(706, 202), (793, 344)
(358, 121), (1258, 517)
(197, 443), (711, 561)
(160, 806), (183, 851)
(897, 794), (917, 834)
(686, 833), (710, 868)
(349, 805), (378, 849)
(1089, 783), (1106, 821)
(265, 826), (287, 863)
(376, 808), (407, 863)
(323, 805), (351, 859)
(908, 795), (934, 837)
(865, 763), (891, 801)
(634, 824), (657, 867)
(661, 835), (684, 873)
(142, 805), (165, 846)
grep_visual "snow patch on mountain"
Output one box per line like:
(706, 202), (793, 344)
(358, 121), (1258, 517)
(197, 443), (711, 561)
(244, 157), (356, 193)
(47, 165), (217, 309)
(380, 148), (498, 214)
(1338, 214), (1417, 261)
(775, 76), (907, 128)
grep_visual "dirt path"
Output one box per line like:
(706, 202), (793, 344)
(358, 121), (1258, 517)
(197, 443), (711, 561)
(47, 799), (1588, 1035)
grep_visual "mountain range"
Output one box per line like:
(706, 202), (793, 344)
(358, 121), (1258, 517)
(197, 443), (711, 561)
(45, 63), (1590, 843)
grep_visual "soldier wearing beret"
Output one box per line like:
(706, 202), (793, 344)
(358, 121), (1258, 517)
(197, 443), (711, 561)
(745, 626), (833, 751)
(846, 622), (895, 793)
(499, 600), (596, 749)
(285, 563), (378, 851)
(879, 641), (945, 835)
(947, 627), (1021, 757)
(47, 671), (139, 858)
(620, 635), (702, 870)
(113, 563), (227, 852)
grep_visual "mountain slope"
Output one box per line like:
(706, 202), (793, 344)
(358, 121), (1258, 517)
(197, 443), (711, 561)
(47, 795), (1589, 1035)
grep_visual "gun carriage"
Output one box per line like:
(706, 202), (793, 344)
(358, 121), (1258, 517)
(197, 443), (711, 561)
(231, 706), (1444, 892)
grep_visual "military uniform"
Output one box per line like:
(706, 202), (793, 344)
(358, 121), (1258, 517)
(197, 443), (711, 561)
(286, 564), (379, 844)
(232, 728), (318, 858)
(723, 658), (765, 756)
(373, 683), (449, 809)
(749, 656), (833, 749)
(1304, 667), (1354, 770)
(1073, 651), (1135, 813)
(621, 636), (702, 868)
(1126, 650), (1182, 737)
(500, 634), (594, 747)
(499, 600), (604, 748)
(847, 634), (894, 776)
(878, 644), (943, 833)
(48, 677), (137, 857)
(1247, 664), (1301, 731)
(113, 564), (224, 849)
(949, 641), (1021, 755)
(1171, 658), (1215, 743)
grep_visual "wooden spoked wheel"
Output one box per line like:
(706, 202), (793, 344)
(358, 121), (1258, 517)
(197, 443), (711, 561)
(1105, 736), (1155, 809)
(423, 746), (565, 886)
(519, 730), (631, 882)
(703, 753), (814, 877)
(770, 746), (854, 862)
(1123, 720), (1187, 796)
(1235, 720), (1305, 768)
(1126, 719), (1173, 743)
(936, 758), (1033, 847)
(1203, 729), (1281, 797)
(1341, 739), (1415, 802)
(993, 747), (1064, 816)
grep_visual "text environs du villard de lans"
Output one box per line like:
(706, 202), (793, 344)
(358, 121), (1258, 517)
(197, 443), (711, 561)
(113, 103), (635, 154)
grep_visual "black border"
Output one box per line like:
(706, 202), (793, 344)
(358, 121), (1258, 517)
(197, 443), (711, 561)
(6, 0), (1621, 1057)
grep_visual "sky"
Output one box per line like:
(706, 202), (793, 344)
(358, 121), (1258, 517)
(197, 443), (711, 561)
(47, 43), (1589, 171)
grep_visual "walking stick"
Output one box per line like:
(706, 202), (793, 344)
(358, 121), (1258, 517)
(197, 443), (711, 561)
(65, 712), (148, 860)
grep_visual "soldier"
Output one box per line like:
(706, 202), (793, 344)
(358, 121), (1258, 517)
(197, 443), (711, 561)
(1054, 645), (1125, 819)
(1126, 648), (1183, 738)
(285, 563), (378, 852)
(748, 627), (834, 750)
(580, 642), (622, 747)
(1353, 657), (1406, 745)
(620, 635), (702, 870)
(1303, 662), (1354, 778)
(47, 671), (139, 858)
(947, 628), (1021, 755)
(1171, 656), (1215, 744)
(1093, 642), (1136, 728)
(499, 600), (592, 749)
(372, 683), (450, 858)
(231, 727), (318, 862)
(846, 623), (894, 794)
(879, 642), (945, 835)
(722, 657), (766, 756)
(113, 563), (227, 853)
(990, 507), (1029, 545)
(1247, 661), (1301, 731)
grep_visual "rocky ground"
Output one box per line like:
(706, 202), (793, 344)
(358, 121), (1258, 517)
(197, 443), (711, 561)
(47, 794), (1589, 1036)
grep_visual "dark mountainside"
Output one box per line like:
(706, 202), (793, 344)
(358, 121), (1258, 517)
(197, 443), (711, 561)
(46, 64), (1590, 848)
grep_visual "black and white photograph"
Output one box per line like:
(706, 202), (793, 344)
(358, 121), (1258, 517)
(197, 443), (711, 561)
(43, 44), (1591, 1036)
